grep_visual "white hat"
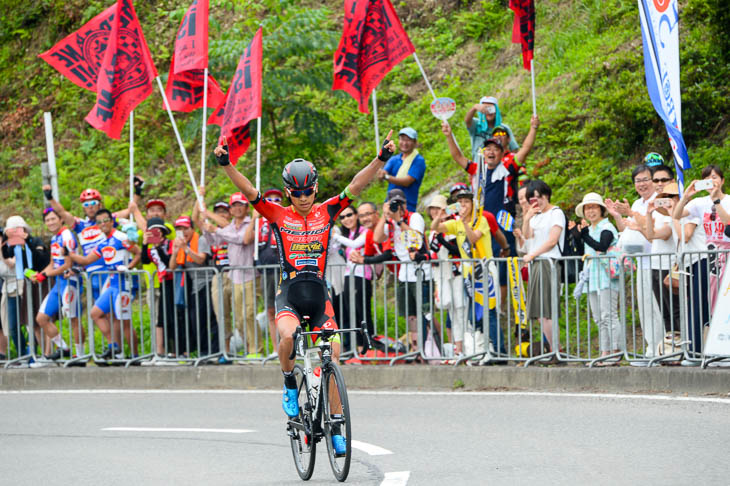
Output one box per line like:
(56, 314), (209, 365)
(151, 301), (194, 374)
(575, 193), (606, 219)
(479, 96), (498, 105)
(5, 215), (30, 231)
(428, 194), (448, 209)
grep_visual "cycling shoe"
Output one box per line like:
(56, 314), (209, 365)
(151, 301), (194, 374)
(332, 434), (346, 456)
(282, 386), (299, 417)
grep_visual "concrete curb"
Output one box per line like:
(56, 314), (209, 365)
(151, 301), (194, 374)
(2, 365), (730, 395)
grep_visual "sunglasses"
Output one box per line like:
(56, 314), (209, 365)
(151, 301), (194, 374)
(492, 131), (508, 137)
(96, 218), (112, 224)
(653, 177), (673, 184)
(265, 197), (282, 203)
(82, 200), (99, 208)
(289, 187), (315, 198)
(339, 213), (355, 220)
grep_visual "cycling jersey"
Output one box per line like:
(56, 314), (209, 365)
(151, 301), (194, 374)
(73, 217), (112, 276)
(252, 191), (352, 283)
(92, 229), (138, 291)
(49, 227), (78, 285)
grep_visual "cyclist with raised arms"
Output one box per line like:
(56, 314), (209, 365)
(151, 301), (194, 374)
(215, 132), (396, 453)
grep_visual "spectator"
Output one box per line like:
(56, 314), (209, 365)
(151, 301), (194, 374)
(349, 203), (390, 276)
(141, 217), (186, 358)
(256, 188), (285, 355)
(374, 189), (433, 352)
(447, 183), (510, 256)
(326, 224), (347, 328)
(333, 204), (373, 350)
(574, 193), (623, 364)
(377, 127), (426, 212)
(515, 184), (533, 256)
(464, 96), (519, 162)
(674, 164), (729, 332)
(426, 194), (464, 356)
(522, 180), (565, 354)
(169, 215), (220, 357)
(130, 199), (176, 292)
(69, 209), (141, 360)
(205, 193), (258, 357)
(0, 237), (21, 359)
(1, 215), (50, 359)
(605, 162), (664, 358)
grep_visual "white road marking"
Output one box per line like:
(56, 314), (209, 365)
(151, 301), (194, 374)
(351, 440), (392, 456)
(102, 427), (254, 434)
(2, 389), (729, 404)
(381, 471), (410, 485)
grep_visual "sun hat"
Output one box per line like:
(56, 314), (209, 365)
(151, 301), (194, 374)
(428, 194), (448, 209)
(5, 215), (30, 231)
(575, 193), (607, 219)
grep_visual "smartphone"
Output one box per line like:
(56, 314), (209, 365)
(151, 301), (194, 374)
(5, 227), (25, 246)
(445, 202), (461, 216)
(147, 228), (164, 245)
(695, 179), (714, 191)
(654, 198), (672, 208)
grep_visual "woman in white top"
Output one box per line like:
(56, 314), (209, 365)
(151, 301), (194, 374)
(522, 180), (565, 353)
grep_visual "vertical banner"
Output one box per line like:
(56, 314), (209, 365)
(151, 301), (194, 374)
(638, 0), (690, 191)
(332, 0), (415, 114)
(207, 27), (263, 165)
(509, 0), (535, 71)
(84, 0), (158, 139)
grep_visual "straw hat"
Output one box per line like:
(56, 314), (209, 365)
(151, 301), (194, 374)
(575, 193), (607, 219)
(428, 194), (448, 210)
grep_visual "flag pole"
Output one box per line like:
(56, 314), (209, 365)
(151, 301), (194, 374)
(155, 76), (203, 209)
(200, 68), (209, 199)
(254, 117), (262, 260)
(372, 89), (380, 156)
(530, 59), (537, 116)
(129, 110), (134, 203)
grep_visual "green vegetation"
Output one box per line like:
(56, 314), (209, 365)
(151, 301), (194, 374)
(0, 0), (728, 231)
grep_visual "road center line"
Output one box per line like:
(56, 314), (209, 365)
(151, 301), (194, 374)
(381, 471), (410, 486)
(351, 440), (392, 456)
(102, 427), (254, 434)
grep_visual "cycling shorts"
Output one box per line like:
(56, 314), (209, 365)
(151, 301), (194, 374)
(94, 286), (136, 320)
(275, 279), (339, 341)
(38, 278), (82, 319)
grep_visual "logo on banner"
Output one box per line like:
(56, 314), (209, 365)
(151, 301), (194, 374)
(653, 0), (670, 12)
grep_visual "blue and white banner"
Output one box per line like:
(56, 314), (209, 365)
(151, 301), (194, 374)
(638, 0), (690, 192)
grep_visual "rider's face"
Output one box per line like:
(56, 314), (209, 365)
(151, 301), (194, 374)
(287, 184), (317, 216)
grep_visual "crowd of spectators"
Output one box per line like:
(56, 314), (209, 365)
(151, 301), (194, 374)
(1, 95), (728, 367)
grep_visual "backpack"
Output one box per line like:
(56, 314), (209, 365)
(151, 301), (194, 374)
(557, 209), (583, 284)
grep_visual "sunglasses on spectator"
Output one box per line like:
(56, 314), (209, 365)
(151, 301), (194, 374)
(96, 218), (112, 224)
(265, 197), (282, 203)
(289, 187), (315, 198)
(339, 213), (355, 220)
(82, 200), (99, 208)
(492, 131), (508, 137)
(653, 177), (673, 184)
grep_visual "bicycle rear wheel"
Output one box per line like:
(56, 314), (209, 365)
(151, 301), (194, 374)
(288, 364), (316, 480)
(322, 362), (351, 482)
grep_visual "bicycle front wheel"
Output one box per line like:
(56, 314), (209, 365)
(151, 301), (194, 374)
(288, 364), (316, 480)
(322, 362), (351, 482)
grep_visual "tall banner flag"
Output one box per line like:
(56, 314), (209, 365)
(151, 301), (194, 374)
(39, 4), (117, 91)
(332, 0), (415, 114)
(509, 0), (535, 71)
(165, 0), (225, 112)
(638, 0), (690, 189)
(84, 0), (158, 139)
(207, 28), (262, 165)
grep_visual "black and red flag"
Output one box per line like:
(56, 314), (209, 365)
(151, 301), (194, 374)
(332, 0), (415, 114)
(510, 0), (535, 71)
(207, 27), (262, 165)
(165, 0), (225, 112)
(39, 4), (117, 91)
(84, 0), (158, 139)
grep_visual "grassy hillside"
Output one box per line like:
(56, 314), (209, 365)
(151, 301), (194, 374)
(0, 0), (728, 230)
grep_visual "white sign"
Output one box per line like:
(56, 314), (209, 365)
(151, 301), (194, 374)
(430, 97), (456, 120)
(704, 266), (730, 356)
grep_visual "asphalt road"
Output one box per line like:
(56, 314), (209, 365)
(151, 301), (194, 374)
(1, 390), (728, 485)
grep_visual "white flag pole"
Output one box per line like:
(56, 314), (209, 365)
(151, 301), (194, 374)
(129, 110), (134, 203)
(155, 76), (203, 210)
(372, 89), (380, 156)
(530, 59), (537, 116)
(413, 52), (462, 152)
(200, 68), (209, 198)
(42, 112), (60, 201)
(254, 117), (262, 260)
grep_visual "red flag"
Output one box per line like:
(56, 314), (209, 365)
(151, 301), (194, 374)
(38, 4), (117, 91)
(332, 0), (415, 114)
(85, 0), (158, 139)
(165, 0), (224, 112)
(510, 0), (535, 71)
(207, 28), (262, 165)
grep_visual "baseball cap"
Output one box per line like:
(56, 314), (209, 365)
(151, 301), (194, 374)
(213, 201), (230, 211)
(263, 188), (283, 199)
(479, 96), (498, 105)
(454, 188), (474, 199)
(229, 192), (248, 206)
(483, 137), (503, 150)
(147, 217), (171, 234)
(428, 194), (448, 209)
(491, 126), (508, 137)
(386, 188), (407, 203)
(398, 127), (418, 140)
(146, 199), (166, 211)
(174, 215), (193, 228)
(449, 182), (469, 195)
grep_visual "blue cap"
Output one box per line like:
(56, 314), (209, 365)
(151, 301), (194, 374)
(398, 127), (417, 140)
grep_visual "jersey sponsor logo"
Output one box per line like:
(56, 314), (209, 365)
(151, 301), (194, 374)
(290, 241), (324, 252)
(294, 258), (318, 266)
(282, 220), (303, 230)
(81, 226), (103, 241)
(101, 246), (117, 261)
(280, 225), (330, 236)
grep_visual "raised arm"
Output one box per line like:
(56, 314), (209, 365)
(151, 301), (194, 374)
(441, 121), (470, 170)
(464, 104), (480, 129)
(348, 130), (396, 196)
(42, 184), (75, 227)
(513, 115), (539, 164)
(215, 139), (259, 202)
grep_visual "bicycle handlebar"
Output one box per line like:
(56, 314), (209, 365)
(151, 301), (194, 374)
(287, 326), (371, 360)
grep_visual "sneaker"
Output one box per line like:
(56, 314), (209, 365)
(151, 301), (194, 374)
(282, 386), (299, 418)
(0, 353), (6, 361)
(100, 343), (120, 360)
(267, 351), (279, 359)
(245, 353), (263, 359)
(218, 355), (232, 365)
(47, 348), (72, 361)
(331, 434), (347, 456)
(29, 360), (55, 369)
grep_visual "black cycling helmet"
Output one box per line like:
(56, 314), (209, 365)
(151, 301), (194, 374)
(282, 158), (318, 190)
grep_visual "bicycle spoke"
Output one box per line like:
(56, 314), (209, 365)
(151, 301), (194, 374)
(288, 364), (316, 480)
(322, 362), (351, 482)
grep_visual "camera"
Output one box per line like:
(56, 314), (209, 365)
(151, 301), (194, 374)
(389, 199), (403, 213)
(654, 198), (672, 208)
(445, 202), (461, 216)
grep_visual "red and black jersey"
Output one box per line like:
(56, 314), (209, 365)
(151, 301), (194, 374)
(252, 190), (352, 283)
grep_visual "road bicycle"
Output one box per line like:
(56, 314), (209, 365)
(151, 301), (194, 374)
(286, 321), (369, 482)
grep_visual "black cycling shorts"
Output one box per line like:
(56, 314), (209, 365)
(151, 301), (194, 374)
(275, 279), (338, 333)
